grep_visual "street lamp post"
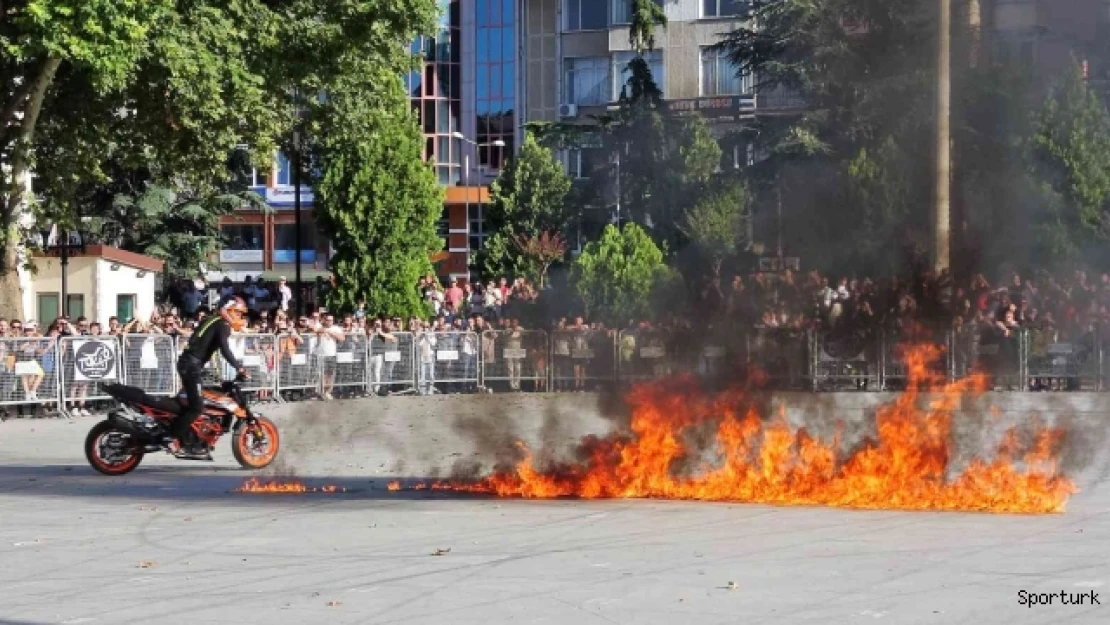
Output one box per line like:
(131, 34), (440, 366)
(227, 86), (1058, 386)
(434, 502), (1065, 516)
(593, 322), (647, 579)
(40, 224), (87, 317)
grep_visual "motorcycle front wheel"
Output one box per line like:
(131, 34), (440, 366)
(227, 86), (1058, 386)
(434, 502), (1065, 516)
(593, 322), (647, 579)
(232, 416), (280, 470)
(85, 421), (145, 476)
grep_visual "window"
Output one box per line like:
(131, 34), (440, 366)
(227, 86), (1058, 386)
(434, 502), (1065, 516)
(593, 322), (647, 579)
(565, 57), (611, 106)
(275, 152), (293, 186)
(436, 206), (450, 250)
(565, 0), (607, 31)
(700, 47), (749, 96)
(221, 225), (264, 250)
(67, 294), (85, 319)
(613, 50), (664, 98)
(37, 293), (59, 324)
(613, 0), (663, 25)
(468, 204), (488, 251)
(273, 224), (317, 263)
(566, 148), (607, 179)
(703, 0), (747, 18)
(117, 295), (136, 323)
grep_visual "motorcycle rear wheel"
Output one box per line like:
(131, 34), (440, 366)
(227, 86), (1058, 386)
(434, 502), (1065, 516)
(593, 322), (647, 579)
(85, 421), (145, 476)
(232, 416), (280, 470)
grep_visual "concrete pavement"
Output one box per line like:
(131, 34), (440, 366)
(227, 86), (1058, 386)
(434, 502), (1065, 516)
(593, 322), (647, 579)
(0, 393), (1108, 624)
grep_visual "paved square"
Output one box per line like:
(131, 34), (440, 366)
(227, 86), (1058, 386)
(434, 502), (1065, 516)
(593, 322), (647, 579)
(1, 395), (1108, 625)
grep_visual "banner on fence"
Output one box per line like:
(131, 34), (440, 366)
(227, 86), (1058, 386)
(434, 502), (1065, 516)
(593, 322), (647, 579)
(72, 339), (118, 381)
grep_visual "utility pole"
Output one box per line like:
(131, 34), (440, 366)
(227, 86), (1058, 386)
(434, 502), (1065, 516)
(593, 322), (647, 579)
(934, 0), (951, 272)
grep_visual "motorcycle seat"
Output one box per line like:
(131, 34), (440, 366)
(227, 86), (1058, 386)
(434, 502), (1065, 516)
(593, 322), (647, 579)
(103, 383), (185, 415)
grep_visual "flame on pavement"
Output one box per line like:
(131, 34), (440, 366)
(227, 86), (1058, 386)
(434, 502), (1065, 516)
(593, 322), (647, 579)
(414, 344), (1076, 514)
(235, 478), (346, 494)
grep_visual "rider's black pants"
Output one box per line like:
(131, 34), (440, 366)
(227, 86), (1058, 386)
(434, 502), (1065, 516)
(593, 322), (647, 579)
(174, 354), (205, 444)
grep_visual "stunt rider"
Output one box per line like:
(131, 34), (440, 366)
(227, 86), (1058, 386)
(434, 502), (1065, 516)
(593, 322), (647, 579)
(168, 296), (249, 456)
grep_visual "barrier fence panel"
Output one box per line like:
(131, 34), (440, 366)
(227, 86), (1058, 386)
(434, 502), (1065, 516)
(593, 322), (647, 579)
(416, 331), (479, 394)
(948, 325), (980, 382)
(1023, 328), (1100, 391)
(480, 329), (549, 391)
(551, 329), (617, 391)
(276, 332), (319, 397)
(972, 328), (1024, 390)
(746, 328), (808, 389)
(235, 333), (279, 397)
(811, 328), (880, 391)
(59, 335), (122, 406)
(330, 332), (369, 396)
(878, 327), (952, 390)
(369, 331), (417, 394)
(618, 328), (676, 384)
(0, 337), (61, 409)
(121, 334), (177, 397)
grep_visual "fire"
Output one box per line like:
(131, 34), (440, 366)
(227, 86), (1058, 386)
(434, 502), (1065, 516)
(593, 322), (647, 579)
(235, 478), (347, 494)
(427, 345), (1077, 514)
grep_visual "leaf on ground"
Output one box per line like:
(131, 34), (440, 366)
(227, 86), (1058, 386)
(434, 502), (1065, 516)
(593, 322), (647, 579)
(138, 560), (156, 569)
(431, 548), (451, 556)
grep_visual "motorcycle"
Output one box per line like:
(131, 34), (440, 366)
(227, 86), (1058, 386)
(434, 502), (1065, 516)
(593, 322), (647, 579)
(84, 375), (280, 476)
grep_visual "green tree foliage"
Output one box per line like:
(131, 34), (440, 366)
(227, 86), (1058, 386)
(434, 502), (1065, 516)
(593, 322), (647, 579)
(1030, 66), (1110, 240)
(681, 181), (749, 282)
(478, 134), (572, 280)
(1, 0), (439, 317)
(628, 0), (667, 54)
(315, 103), (441, 318)
(716, 0), (938, 274)
(84, 184), (265, 278)
(571, 223), (672, 325)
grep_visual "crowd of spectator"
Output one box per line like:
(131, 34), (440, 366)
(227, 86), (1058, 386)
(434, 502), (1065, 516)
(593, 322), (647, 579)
(6, 265), (1110, 420)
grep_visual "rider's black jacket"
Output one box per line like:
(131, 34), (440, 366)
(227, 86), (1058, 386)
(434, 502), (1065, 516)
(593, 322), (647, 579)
(181, 316), (243, 370)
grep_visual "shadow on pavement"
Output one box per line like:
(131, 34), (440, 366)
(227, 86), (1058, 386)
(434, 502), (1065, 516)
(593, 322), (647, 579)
(0, 464), (495, 505)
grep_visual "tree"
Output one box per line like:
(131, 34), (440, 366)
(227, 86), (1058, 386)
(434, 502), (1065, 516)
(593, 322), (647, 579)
(628, 0), (667, 55)
(1029, 66), (1110, 245)
(571, 223), (672, 325)
(84, 184), (266, 279)
(681, 181), (749, 284)
(513, 231), (568, 289)
(478, 134), (572, 280)
(1, 0), (439, 318)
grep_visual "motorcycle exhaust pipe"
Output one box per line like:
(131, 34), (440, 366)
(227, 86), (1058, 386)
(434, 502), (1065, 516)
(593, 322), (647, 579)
(107, 412), (158, 443)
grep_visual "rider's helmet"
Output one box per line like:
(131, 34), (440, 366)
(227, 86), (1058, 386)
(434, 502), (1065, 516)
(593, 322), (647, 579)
(220, 296), (249, 332)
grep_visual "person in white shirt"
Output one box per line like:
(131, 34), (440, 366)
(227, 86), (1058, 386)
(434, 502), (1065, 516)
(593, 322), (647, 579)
(314, 313), (345, 400)
(277, 277), (293, 312)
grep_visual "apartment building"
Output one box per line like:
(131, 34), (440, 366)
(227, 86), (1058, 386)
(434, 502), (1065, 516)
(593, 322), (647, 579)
(984, 0), (1110, 76)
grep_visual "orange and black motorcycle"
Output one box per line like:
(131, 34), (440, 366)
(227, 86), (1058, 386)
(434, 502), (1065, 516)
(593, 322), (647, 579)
(84, 375), (280, 475)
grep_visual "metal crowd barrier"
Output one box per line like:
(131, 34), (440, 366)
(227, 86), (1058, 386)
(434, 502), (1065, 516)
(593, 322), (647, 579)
(1023, 327), (1101, 391)
(551, 329), (617, 391)
(747, 328), (808, 389)
(6, 325), (1110, 417)
(480, 329), (549, 391)
(0, 337), (61, 411)
(276, 331), (318, 398)
(811, 327), (879, 391)
(120, 334), (177, 397)
(329, 333), (368, 396)
(369, 331), (417, 395)
(59, 335), (122, 407)
(617, 328), (675, 384)
(417, 331), (479, 395)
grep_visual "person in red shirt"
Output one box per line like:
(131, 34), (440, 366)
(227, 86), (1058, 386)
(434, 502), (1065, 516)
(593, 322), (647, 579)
(445, 278), (465, 311)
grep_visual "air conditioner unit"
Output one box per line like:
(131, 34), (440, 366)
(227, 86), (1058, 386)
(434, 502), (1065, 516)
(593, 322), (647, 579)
(558, 103), (579, 118)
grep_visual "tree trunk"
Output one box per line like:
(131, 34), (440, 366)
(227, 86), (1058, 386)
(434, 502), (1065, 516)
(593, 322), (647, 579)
(0, 57), (62, 319)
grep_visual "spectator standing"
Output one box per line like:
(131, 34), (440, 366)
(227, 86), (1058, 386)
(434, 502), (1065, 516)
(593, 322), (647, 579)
(277, 277), (293, 313)
(314, 313), (345, 400)
(445, 278), (465, 312)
